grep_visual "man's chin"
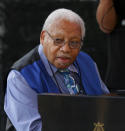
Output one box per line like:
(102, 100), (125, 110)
(56, 63), (70, 69)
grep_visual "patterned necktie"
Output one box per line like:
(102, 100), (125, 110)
(59, 69), (80, 94)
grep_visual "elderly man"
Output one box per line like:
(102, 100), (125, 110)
(4, 8), (109, 131)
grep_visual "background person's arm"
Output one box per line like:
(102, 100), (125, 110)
(96, 0), (117, 33)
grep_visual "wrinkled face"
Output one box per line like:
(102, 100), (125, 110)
(40, 19), (83, 69)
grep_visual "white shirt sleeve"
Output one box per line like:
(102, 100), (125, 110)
(4, 70), (42, 131)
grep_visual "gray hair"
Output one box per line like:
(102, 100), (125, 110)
(42, 8), (85, 39)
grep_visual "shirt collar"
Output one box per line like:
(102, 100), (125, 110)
(38, 44), (78, 76)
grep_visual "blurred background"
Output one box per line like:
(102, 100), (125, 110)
(0, 0), (108, 130)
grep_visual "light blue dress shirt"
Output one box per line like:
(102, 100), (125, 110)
(4, 44), (109, 131)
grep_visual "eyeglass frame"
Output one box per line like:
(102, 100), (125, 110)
(45, 30), (83, 49)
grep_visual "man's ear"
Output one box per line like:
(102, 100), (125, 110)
(40, 31), (46, 45)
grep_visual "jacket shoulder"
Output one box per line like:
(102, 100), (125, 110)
(78, 51), (94, 62)
(11, 46), (40, 71)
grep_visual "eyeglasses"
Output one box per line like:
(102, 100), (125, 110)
(45, 31), (83, 49)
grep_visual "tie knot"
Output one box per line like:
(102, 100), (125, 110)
(58, 69), (70, 75)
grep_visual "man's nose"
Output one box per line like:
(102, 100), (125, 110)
(60, 42), (71, 52)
